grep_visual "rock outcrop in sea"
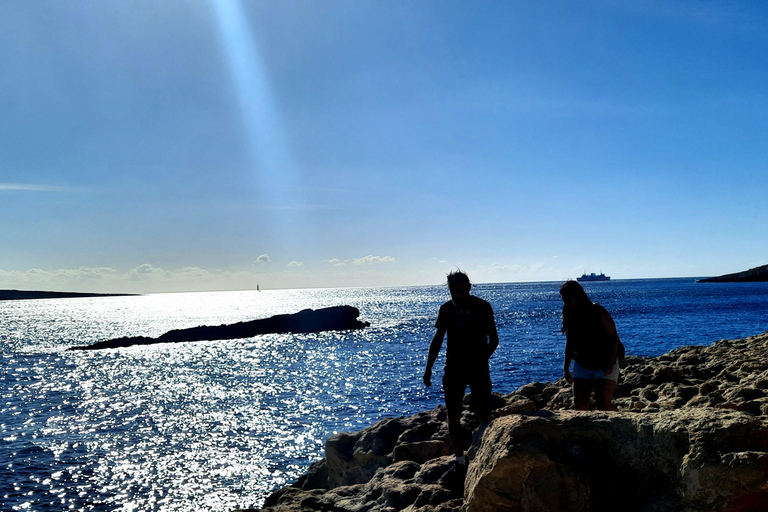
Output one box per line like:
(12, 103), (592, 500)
(240, 331), (768, 512)
(69, 305), (370, 350)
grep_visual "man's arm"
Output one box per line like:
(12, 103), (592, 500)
(487, 310), (499, 359)
(423, 327), (446, 387)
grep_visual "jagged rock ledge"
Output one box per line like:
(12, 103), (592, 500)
(69, 306), (370, 350)
(240, 331), (768, 512)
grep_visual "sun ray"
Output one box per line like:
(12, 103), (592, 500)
(210, 0), (299, 207)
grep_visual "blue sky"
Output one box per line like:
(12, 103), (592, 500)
(2, 0), (767, 293)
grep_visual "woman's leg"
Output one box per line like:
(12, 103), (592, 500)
(572, 378), (594, 410)
(594, 379), (618, 411)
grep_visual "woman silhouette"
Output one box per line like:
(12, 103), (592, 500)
(560, 280), (620, 411)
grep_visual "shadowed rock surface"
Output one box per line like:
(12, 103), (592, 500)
(698, 264), (768, 282)
(69, 306), (370, 350)
(238, 331), (768, 512)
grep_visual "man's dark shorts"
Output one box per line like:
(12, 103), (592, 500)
(442, 365), (491, 421)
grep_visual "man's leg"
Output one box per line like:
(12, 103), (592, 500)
(443, 373), (466, 457)
(440, 372), (470, 488)
(447, 416), (463, 457)
(468, 368), (493, 423)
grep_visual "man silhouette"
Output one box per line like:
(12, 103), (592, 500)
(423, 270), (499, 479)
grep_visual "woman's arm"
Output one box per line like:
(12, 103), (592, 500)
(600, 309), (619, 373)
(563, 329), (574, 383)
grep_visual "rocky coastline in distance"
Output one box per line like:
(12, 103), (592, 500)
(698, 264), (768, 283)
(241, 330), (768, 512)
(0, 289), (134, 301)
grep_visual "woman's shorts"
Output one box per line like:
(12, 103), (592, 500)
(573, 360), (620, 382)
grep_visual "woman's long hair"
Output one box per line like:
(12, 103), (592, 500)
(560, 280), (593, 333)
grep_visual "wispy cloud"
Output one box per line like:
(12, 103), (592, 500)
(324, 255), (395, 267)
(128, 263), (171, 280)
(0, 183), (73, 192)
(353, 255), (395, 265)
(255, 254), (271, 264)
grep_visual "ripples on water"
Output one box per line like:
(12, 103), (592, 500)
(1, 279), (767, 510)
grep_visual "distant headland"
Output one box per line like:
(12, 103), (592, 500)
(69, 305), (370, 350)
(0, 289), (134, 301)
(698, 264), (768, 283)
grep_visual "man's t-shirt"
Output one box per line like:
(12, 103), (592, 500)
(435, 295), (495, 372)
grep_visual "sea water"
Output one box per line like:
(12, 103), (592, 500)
(1, 278), (767, 511)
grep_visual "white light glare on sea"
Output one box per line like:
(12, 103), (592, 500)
(2, 280), (767, 510)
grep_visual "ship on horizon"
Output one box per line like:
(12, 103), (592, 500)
(577, 272), (611, 282)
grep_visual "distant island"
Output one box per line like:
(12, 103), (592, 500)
(698, 264), (768, 283)
(0, 289), (134, 301)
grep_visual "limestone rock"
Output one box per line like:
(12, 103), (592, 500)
(325, 409), (453, 488)
(239, 459), (462, 512)
(464, 409), (768, 512)
(248, 331), (768, 512)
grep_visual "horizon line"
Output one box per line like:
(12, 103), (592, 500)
(0, 275), (714, 298)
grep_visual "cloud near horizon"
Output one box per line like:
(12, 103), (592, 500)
(324, 255), (395, 267)
(0, 256), (596, 294)
(0, 254), (403, 293)
(0, 265), (240, 293)
(0, 258), (398, 294)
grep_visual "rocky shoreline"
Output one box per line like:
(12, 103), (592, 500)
(240, 331), (768, 512)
